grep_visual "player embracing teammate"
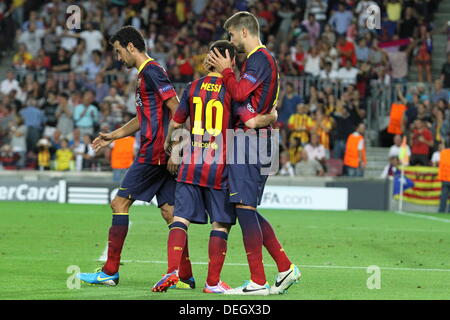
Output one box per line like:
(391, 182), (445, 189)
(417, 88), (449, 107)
(158, 11), (301, 296)
(206, 11), (301, 295)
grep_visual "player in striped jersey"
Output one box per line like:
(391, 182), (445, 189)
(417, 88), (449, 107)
(207, 11), (301, 295)
(152, 40), (277, 293)
(78, 26), (194, 289)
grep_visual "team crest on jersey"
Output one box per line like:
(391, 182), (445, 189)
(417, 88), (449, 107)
(246, 103), (255, 113)
(136, 92), (143, 108)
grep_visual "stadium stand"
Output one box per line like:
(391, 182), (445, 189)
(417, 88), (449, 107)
(0, 0), (449, 178)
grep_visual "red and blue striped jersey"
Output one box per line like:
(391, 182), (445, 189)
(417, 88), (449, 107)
(135, 58), (177, 164)
(172, 73), (235, 190)
(222, 45), (280, 127)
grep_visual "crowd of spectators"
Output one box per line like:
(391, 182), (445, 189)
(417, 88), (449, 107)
(0, 0), (448, 178)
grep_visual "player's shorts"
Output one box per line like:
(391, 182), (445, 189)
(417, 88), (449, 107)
(174, 182), (236, 225)
(116, 161), (175, 207)
(227, 128), (273, 207)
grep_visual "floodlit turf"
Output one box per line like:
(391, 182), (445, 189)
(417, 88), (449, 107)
(1, 201), (450, 300)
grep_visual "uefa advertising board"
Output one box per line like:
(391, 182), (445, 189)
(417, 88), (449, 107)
(0, 180), (348, 211)
(0, 180), (66, 203)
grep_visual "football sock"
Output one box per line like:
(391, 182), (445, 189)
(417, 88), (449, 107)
(236, 208), (266, 285)
(256, 211), (292, 272)
(206, 230), (228, 286)
(103, 213), (129, 275)
(167, 221), (188, 274)
(178, 235), (193, 280)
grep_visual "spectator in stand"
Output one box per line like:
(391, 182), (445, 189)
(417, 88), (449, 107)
(277, 151), (295, 177)
(382, 39), (417, 85)
(71, 41), (90, 74)
(49, 129), (62, 159)
(304, 133), (327, 168)
(431, 80), (449, 104)
(78, 22), (105, 55)
(176, 46), (194, 82)
(36, 138), (51, 171)
(1, 70), (21, 95)
(20, 99), (46, 153)
(288, 103), (313, 146)
(336, 59), (359, 86)
(73, 134), (96, 171)
(414, 24), (433, 83)
(355, 38), (369, 63)
(55, 138), (73, 171)
(410, 119), (433, 166)
(306, 0), (328, 32)
(319, 61), (338, 83)
(278, 82), (302, 127)
(343, 122), (366, 177)
(8, 115), (27, 168)
(441, 53), (450, 90)
(86, 73), (110, 104)
(380, 156), (400, 179)
(13, 44), (33, 68)
(73, 91), (99, 137)
(295, 149), (324, 177)
(431, 142), (445, 167)
(288, 137), (303, 165)
(302, 13), (321, 48)
(103, 87), (126, 125)
(329, 2), (353, 36)
(17, 22), (45, 57)
(310, 108), (334, 154)
(336, 35), (356, 67)
(291, 42), (306, 74)
(42, 91), (59, 137)
(84, 50), (103, 81)
(389, 134), (411, 159)
(55, 92), (74, 139)
(399, 6), (418, 39)
(0, 144), (19, 170)
(304, 45), (321, 77)
(52, 48), (71, 73)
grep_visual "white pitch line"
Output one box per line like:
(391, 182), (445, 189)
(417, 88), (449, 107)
(98, 221), (133, 262)
(394, 211), (450, 223)
(117, 259), (450, 273)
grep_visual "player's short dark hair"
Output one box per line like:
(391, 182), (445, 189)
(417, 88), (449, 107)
(209, 40), (236, 60)
(224, 11), (259, 36)
(110, 26), (146, 52)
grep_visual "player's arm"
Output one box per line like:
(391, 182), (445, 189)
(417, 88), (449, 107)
(207, 48), (263, 102)
(245, 107), (278, 129)
(92, 117), (139, 152)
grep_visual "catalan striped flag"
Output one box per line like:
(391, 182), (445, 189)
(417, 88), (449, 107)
(394, 166), (442, 205)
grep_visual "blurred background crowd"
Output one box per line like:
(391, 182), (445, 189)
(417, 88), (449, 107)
(0, 0), (449, 179)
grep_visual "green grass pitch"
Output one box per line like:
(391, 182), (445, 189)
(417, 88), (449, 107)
(1, 201), (450, 300)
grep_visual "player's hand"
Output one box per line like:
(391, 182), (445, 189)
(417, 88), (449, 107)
(269, 107), (278, 124)
(92, 132), (114, 153)
(164, 140), (172, 155)
(207, 48), (233, 73)
(167, 156), (179, 176)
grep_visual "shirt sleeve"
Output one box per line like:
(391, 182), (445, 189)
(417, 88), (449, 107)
(143, 65), (177, 101)
(233, 101), (259, 123)
(222, 51), (271, 102)
(172, 84), (191, 124)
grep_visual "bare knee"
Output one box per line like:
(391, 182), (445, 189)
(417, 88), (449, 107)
(111, 196), (132, 213)
(211, 221), (231, 233)
(160, 204), (174, 224)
